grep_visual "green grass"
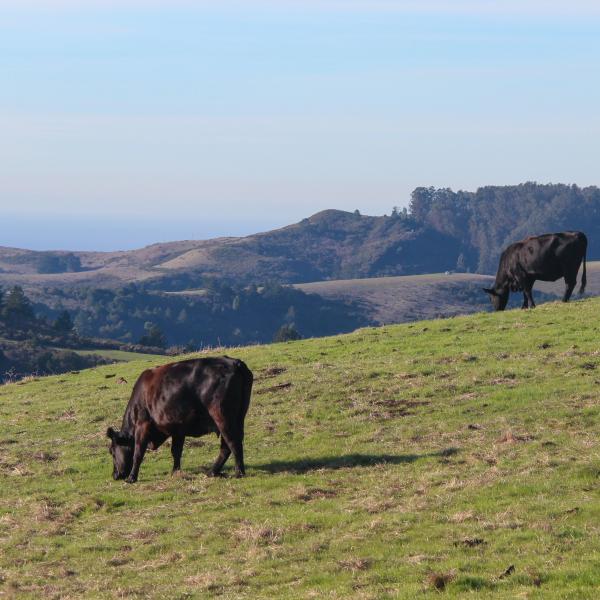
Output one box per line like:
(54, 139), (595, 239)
(2, 299), (600, 598)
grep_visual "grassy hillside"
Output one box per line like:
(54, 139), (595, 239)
(2, 299), (600, 598)
(295, 272), (494, 324)
(295, 264), (600, 325)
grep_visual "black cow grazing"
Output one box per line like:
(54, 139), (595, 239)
(483, 231), (587, 311)
(106, 357), (253, 483)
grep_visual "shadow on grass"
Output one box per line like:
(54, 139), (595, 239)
(252, 447), (459, 474)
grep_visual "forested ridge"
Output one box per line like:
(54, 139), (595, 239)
(408, 182), (600, 274)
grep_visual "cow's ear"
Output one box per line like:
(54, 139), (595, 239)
(482, 287), (497, 296)
(106, 427), (132, 446)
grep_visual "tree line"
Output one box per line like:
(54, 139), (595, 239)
(405, 183), (600, 273)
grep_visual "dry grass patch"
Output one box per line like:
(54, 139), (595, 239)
(497, 430), (534, 444)
(33, 451), (59, 462)
(255, 382), (293, 395)
(293, 486), (339, 502)
(232, 521), (284, 546)
(257, 365), (287, 380)
(59, 409), (77, 421)
(339, 557), (372, 572)
(35, 499), (62, 522)
(448, 510), (476, 523)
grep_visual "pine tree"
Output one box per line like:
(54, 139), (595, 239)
(273, 324), (301, 343)
(3, 286), (34, 323)
(54, 310), (74, 332)
(139, 323), (167, 348)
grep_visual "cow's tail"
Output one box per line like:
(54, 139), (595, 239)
(236, 359), (253, 418)
(579, 235), (588, 295)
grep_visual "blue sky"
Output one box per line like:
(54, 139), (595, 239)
(1, 0), (600, 250)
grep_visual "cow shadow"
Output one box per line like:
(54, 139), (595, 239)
(251, 447), (459, 475)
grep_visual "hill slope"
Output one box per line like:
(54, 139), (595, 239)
(4, 183), (600, 292)
(293, 263), (600, 325)
(295, 272), (495, 324)
(0, 210), (462, 289)
(2, 300), (600, 597)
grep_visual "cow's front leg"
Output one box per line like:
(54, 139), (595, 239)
(171, 435), (185, 473)
(521, 293), (529, 309)
(524, 287), (536, 309)
(126, 422), (151, 484)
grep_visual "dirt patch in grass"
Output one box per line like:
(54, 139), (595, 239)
(497, 430), (535, 444)
(293, 486), (339, 502)
(426, 571), (455, 591)
(256, 366), (287, 381)
(33, 451), (59, 462)
(498, 564), (515, 579)
(255, 382), (293, 395)
(454, 538), (486, 548)
(339, 557), (372, 572)
(352, 397), (429, 420)
(35, 499), (62, 522)
(186, 439), (206, 448)
(107, 556), (132, 567)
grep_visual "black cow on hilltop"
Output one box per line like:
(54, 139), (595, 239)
(107, 357), (252, 483)
(483, 231), (587, 311)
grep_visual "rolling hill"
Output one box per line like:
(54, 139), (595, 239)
(4, 183), (600, 294)
(294, 263), (600, 325)
(295, 272), (494, 324)
(0, 210), (462, 290)
(2, 298), (600, 597)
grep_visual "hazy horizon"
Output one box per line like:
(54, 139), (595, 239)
(2, 213), (293, 252)
(2, 0), (599, 249)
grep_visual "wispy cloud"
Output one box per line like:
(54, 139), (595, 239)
(6, 0), (600, 16)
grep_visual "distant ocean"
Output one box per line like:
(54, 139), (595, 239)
(2, 214), (287, 252)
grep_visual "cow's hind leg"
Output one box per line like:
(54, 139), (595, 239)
(208, 436), (231, 477)
(562, 277), (576, 302)
(219, 428), (245, 478)
(171, 435), (185, 473)
(127, 422), (151, 484)
(521, 293), (529, 309)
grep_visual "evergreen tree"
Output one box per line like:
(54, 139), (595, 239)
(273, 323), (301, 343)
(138, 323), (167, 348)
(3, 286), (34, 323)
(54, 310), (74, 332)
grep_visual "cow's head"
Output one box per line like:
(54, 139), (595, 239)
(482, 286), (509, 311)
(106, 427), (134, 480)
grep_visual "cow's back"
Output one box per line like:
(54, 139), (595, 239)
(141, 357), (251, 436)
(506, 231), (587, 281)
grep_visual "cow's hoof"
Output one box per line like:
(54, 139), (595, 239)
(125, 476), (137, 484)
(235, 472), (245, 479)
(208, 471), (225, 478)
